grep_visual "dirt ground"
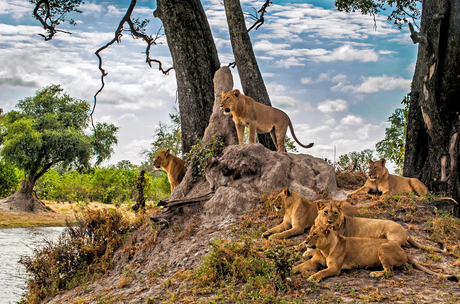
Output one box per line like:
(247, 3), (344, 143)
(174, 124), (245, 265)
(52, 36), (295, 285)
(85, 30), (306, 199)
(40, 189), (460, 304)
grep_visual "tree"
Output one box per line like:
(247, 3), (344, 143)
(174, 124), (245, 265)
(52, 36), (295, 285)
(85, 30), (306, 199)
(224, 0), (276, 151)
(376, 94), (409, 175)
(143, 108), (182, 162)
(0, 85), (118, 210)
(403, 0), (460, 204)
(154, 0), (221, 154)
(0, 160), (22, 199)
(338, 149), (375, 173)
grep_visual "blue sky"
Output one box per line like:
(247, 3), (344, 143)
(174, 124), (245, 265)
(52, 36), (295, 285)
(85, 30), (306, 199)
(0, 0), (417, 169)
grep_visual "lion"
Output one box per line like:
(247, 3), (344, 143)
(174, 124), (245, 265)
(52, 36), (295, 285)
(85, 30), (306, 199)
(261, 188), (358, 240)
(312, 200), (444, 253)
(292, 225), (456, 282)
(220, 90), (313, 152)
(153, 149), (187, 192)
(348, 158), (428, 197)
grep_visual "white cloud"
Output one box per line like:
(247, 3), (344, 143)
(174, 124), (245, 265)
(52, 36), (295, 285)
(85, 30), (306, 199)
(271, 95), (299, 109)
(312, 45), (379, 62)
(301, 77), (312, 84)
(275, 57), (304, 68)
(0, 0), (34, 19)
(81, 1), (103, 15)
(340, 114), (363, 125)
(107, 5), (123, 17)
(317, 99), (348, 112)
(347, 75), (411, 93)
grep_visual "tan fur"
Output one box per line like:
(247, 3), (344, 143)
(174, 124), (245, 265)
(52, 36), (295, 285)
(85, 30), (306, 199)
(261, 189), (357, 240)
(220, 90), (313, 152)
(153, 149), (187, 192)
(348, 158), (428, 197)
(293, 225), (444, 282)
(314, 201), (443, 253)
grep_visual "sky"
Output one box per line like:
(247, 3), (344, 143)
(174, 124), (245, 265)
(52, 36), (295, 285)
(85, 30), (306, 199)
(0, 0), (417, 170)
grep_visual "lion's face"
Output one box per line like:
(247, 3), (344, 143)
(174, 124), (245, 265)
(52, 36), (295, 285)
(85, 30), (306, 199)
(316, 201), (344, 230)
(368, 159), (387, 181)
(304, 225), (333, 250)
(220, 90), (241, 115)
(153, 149), (171, 169)
(272, 188), (295, 211)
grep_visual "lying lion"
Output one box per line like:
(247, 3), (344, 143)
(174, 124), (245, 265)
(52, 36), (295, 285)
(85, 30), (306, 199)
(313, 200), (444, 253)
(220, 90), (313, 152)
(153, 149), (187, 192)
(261, 188), (358, 240)
(348, 158), (428, 197)
(293, 225), (455, 282)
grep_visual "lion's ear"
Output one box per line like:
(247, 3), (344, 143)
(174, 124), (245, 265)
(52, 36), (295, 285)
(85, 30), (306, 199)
(233, 89), (240, 97)
(368, 159), (373, 165)
(336, 202), (343, 211)
(283, 188), (291, 196)
(316, 201), (326, 210)
(165, 149), (170, 155)
(222, 91), (226, 97)
(380, 158), (386, 166)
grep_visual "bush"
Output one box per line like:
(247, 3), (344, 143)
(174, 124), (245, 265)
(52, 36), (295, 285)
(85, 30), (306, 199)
(19, 208), (136, 304)
(0, 159), (22, 198)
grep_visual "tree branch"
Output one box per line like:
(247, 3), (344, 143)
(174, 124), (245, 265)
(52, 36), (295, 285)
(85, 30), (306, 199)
(33, 0), (72, 41)
(92, 0), (173, 133)
(228, 0), (272, 68)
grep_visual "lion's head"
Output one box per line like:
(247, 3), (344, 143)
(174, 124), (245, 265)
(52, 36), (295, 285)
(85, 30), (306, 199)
(220, 90), (241, 115)
(153, 149), (171, 169)
(304, 225), (334, 250)
(368, 158), (388, 181)
(272, 188), (298, 211)
(316, 201), (345, 230)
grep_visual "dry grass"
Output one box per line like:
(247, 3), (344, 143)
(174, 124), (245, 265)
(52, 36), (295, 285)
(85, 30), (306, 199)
(0, 200), (150, 227)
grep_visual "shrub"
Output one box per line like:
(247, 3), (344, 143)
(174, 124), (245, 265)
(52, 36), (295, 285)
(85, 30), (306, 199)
(0, 159), (22, 198)
(19, 208), (136, 304)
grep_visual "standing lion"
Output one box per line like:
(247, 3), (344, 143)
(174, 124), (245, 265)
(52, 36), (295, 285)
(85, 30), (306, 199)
(220, 90), (313, 152)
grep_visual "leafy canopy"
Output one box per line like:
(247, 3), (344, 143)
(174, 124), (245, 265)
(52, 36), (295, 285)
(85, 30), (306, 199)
(0, 84), (118, 180)
(376, 94), (409, 175)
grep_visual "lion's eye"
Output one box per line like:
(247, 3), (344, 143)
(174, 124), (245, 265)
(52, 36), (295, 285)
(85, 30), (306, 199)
(324, 211), (328, 215)
(334, 212), (338, 215)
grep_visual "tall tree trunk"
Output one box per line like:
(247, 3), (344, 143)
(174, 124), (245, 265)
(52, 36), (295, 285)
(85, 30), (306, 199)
(224, 0), (277, 151)
(404, 0), (460, 206)
(154, 0), (221, 154)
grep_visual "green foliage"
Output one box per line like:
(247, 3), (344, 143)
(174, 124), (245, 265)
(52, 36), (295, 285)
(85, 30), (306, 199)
(337, 149), (375, 173)
(144, 107), (182, 160)
(184, 133), (226, 182)
(376, 94), (410, 175)
(19, 208), (136, 304)
(0, 159), (23, 198)
(35, 166), (170, 204)
(0, 84), (118, 190)
(335, 0), (421, 29)
(264, 246), (298, 283)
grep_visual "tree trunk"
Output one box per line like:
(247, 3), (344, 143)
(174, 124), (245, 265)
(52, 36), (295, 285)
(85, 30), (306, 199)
(154, 0), (221, 154)
(224, 0), (277, 151)
(404, 0), (460, 206)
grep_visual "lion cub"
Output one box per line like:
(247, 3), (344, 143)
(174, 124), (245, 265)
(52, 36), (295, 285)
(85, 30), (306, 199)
(153, 149), (187, 192)
(314, 201), (443, 252)
(220, 90), (313, 152)
(348, 158), (428, 197)
(293, 225), (449, 282)
(261, 188), (358, 240)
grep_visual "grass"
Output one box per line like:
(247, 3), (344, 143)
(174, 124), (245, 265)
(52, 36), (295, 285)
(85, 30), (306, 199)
(0, 200), (149, 227)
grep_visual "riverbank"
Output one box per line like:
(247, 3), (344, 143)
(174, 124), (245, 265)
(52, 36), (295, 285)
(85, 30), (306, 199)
(0, 200), (136, 227)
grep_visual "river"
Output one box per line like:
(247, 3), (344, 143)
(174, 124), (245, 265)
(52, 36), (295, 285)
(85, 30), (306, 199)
(0, 227), (66, 304)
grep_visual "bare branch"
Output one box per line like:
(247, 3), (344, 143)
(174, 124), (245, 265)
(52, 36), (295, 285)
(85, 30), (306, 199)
(92, 0), (173, 133)
(229, 0), (271, 68)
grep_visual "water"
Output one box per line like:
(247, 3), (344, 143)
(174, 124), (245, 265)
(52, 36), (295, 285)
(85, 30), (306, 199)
(0, 227), (66, 304)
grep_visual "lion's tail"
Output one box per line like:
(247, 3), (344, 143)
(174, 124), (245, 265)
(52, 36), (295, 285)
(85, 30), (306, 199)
(408, 257), (459, 282)
(288, 119), (314, 149)
(407, 236), (445, 253)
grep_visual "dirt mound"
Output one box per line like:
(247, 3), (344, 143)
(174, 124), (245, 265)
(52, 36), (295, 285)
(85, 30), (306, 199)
(0, 190), (52, 213)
